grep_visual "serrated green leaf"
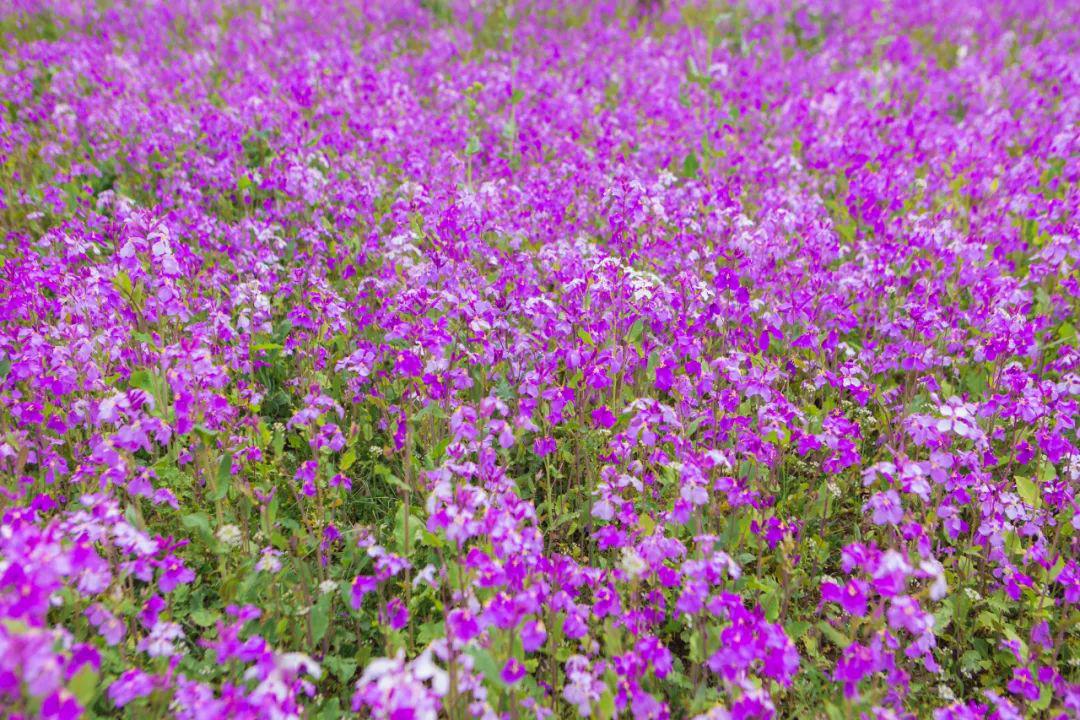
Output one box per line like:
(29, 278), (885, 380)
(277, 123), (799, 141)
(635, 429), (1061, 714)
(324, 656), (357, 683)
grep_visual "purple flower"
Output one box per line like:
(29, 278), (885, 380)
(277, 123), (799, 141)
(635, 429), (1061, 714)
(887, 596), (930, 636)
(85, 604), (126, 646)
(865, 490), (904, 526)
(1006, 668), (1040, 702)
(821, 578), (869, 617)
(533, 436), (556, 457)
(500, 658), (526, 684)
(108, 669), (157, 708)
(382, 598), (409, 631)
(350, 575), (378, 609)
(157, 556), (195, 593)
(446, 608), (480, 644)
(521, 620), (547, 652)
(591, 406), (617, 429)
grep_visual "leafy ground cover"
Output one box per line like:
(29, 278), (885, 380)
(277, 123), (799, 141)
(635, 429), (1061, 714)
(0, 0), (1078, 718)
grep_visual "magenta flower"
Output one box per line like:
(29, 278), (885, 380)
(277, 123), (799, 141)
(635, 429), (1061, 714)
(445, 609), (480, 644)
(108, 669), (158, 708)
(591, 406), (617, 429)
(521, 620), (547, 653)
(500, 658), (526, 685)
(821, 579), (869, 617)
(350, 575), (378, 610)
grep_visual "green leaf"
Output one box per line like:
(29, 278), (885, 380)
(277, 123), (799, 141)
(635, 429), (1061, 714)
(310, 594), (331, 643)
(1032, 684), (1053, 712)
(933, 601), (954, 634)
(324, 656), (357, 683)
(214, 453), (233, 497)
(626, 317), (645, 348)
(374, 463), (410, 493)
(68, 664), (98, 706)
(784, 620), (810, 641)
(1016, 475), (1041, 508)
(319, 698), (342, 720)
(577, 328), (595, 346)
(761, 590), (780, 622)
(181, 512), (214, 544)
(501, 119), (517, 141)
(418, 620), (445, 645)
(682, 152), (700, 179)
(467, 647), (507, 688)
(128, 369), (153, 393)
(1056, 321), (1075, 342)
(339, 448), (357, 471)
(465, 136), (481, 156)
(191, 609), (217, 627)
(817, 620), (852, 649)
(598, 690), (616, 720)
(413, 402), (444, 422)
(113, 271), (133, 296)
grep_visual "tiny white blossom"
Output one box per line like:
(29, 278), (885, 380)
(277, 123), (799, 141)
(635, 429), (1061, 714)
(216, 524), (243, 548)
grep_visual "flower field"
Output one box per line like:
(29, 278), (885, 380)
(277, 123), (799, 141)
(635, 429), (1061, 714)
(0, 0), (1078, 717)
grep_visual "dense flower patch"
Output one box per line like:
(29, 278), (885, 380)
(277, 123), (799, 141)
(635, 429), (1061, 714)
(1, 0), (1078, 717)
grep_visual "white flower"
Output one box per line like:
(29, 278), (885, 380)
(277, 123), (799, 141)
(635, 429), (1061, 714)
(920, 559), (948, 601)
(318, 580), (338, 595)
(139, 621), (183, 657)
(936, 398), (981, 439)
(412, 564), (438, 588)
(216, 524), (243, 547)
(619, 547), (647, 579)
(247, 652), (321, 705)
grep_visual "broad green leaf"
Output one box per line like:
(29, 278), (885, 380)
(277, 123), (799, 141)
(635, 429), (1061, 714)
(817, 620), (852, 649)
(1016, 475), (1041, 507)
(682, 152), (700, 179)
(626, 317), (645, 347)
(68, 665), (98, 706)
(311, 594), (331, 643)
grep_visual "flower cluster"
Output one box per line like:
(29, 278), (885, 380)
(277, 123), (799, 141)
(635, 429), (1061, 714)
(0, 0), (1077, 718)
